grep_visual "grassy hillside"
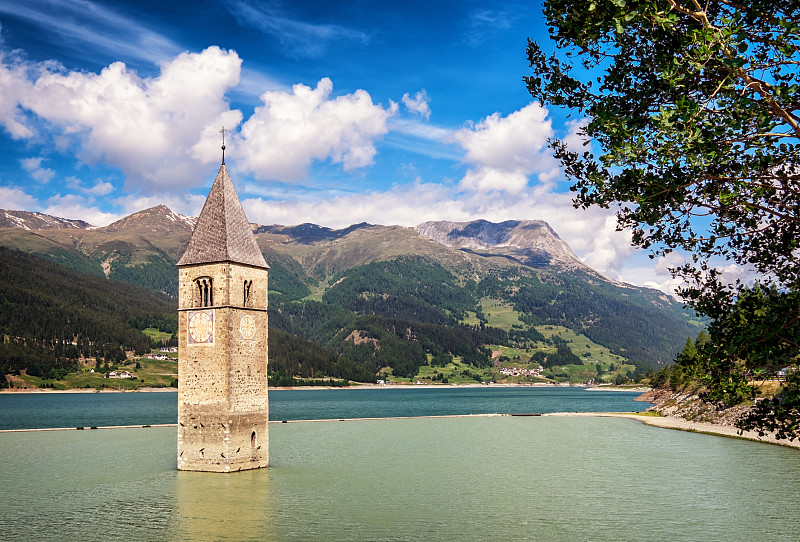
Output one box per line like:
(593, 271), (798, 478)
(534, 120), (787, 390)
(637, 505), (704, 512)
(0, 214), (702, 386)
(269, 256), (697, 383)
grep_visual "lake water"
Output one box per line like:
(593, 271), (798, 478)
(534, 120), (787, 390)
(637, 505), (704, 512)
(2, 389), (799, 541)
(0, 386), (648, 430)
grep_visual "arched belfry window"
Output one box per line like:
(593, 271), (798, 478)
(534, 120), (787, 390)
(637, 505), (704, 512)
(243, 279), (253, 307)
(194, 277), (213, 307)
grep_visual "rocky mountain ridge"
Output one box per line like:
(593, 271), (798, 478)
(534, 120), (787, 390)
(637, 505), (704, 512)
(0, 204), (700, 373)
(0, 207), (591, 272)
(0, 209), (92, 230)
(0, 205), (609, 284)
(416, 219), (587, 272)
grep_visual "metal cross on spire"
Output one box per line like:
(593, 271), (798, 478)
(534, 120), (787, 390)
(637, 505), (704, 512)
(220, 126), (227, 165)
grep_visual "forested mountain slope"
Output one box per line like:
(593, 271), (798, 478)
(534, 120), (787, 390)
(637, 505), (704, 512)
(0, 208), (702, 382)
(0, 247), (375, 385)
(0, 246), (174, 380)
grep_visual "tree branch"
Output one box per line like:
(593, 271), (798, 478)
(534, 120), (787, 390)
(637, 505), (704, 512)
(663, 0), (800, 139)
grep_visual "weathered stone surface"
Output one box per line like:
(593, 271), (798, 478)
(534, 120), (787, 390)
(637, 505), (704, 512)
(177, 164), (269, 473)
(177, 408), (269, 473)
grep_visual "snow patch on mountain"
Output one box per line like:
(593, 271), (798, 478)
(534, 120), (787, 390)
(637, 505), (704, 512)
(0, 209), (93, 230)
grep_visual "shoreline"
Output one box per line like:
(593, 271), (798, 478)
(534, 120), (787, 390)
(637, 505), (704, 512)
(0, 387), (179, 394)
(4, 410), (796, 451)
(0, 382), (652, 394)
(545, 412), (800, 450)
(583, 386), (651, 393)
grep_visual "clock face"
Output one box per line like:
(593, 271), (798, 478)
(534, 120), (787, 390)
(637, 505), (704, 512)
(188, 311), (214, 344)
(239, 314), (256, 340)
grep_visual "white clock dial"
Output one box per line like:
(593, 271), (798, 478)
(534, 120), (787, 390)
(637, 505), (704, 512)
(239, 315), (256, 340)
(188, 311), (214, 344)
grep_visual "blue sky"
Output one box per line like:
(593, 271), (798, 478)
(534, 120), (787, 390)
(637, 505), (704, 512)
(0, 0), (725, 293)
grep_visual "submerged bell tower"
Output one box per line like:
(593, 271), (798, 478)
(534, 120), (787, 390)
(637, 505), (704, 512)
(176, 146), (269, 472)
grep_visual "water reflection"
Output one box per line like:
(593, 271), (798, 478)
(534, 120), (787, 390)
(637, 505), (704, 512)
(173, 468), (275, 542)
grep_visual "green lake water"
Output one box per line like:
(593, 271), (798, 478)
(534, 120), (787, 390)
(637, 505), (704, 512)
(2, 416), (799, 541)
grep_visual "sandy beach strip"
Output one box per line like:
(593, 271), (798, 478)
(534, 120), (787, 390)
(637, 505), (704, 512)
(0, 423), (179, 433)
(545, 412), (800, 450)
(0, 414), (507, 433)
(5, 406), (795, 451)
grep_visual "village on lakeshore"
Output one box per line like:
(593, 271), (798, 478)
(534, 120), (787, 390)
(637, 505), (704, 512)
(0, 323), (647, 392)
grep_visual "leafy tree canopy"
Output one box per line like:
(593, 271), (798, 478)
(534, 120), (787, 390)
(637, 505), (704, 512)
(526, 1), (800, 438)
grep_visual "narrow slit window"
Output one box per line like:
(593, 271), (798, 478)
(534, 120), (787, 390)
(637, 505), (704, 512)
(243, 280), (252, 307)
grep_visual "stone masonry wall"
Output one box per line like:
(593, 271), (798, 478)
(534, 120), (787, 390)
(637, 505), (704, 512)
(178, 262), (269, 472)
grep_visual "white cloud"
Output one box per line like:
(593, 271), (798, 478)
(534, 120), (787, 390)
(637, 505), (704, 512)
(114, 193), (208, 219)
(459, 168), (531, 193)
(42, 194), (121, 226)
(574, 214), (634, 277)
(384, 118), (460, 161)
(389, 117), (452, 142)
(237, 77), (397, 181)
(704, 262), (760, 290)
(561, 118), (591, 152)
(621, 252), (687, 297)
(0, 186), (38, 210)
(456, 104), (552, 172)
(0, 51), (35, 138)
(63, 175), (115, 197)
(594, 241), (752, 299)
(243, 180), (458, 228)
(64, 176), (82, 190)
(454, 103), (556, 193)
(402, 90), (431, 120)
(17, 46), (243, 191)
(84, 180), (115, 197)
(234, 67), (287, 99)
(617, 251), (761, 298)
(0, 45), (402, 209)
(20, 157), (55, 183)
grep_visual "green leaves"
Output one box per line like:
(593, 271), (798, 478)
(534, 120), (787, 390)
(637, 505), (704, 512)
(527, 0), (800, 439)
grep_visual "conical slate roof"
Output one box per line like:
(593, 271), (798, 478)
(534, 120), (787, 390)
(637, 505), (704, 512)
(177, 164), (268, 268)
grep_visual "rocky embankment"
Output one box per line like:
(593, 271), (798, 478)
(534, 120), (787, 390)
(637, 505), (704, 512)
(635, 387), (751, 428)
(624, 387), (799, 449)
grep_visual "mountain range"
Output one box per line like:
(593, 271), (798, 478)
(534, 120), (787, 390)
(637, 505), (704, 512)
(0, 205), (702, 383)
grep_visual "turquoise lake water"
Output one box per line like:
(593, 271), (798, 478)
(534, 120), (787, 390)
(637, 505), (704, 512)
(1, 389), (799, 541)
(0, 386), (648, 429)
(1, 417), (800, 541)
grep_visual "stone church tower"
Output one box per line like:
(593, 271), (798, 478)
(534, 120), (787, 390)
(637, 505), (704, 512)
(176, 161), (269, 472)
